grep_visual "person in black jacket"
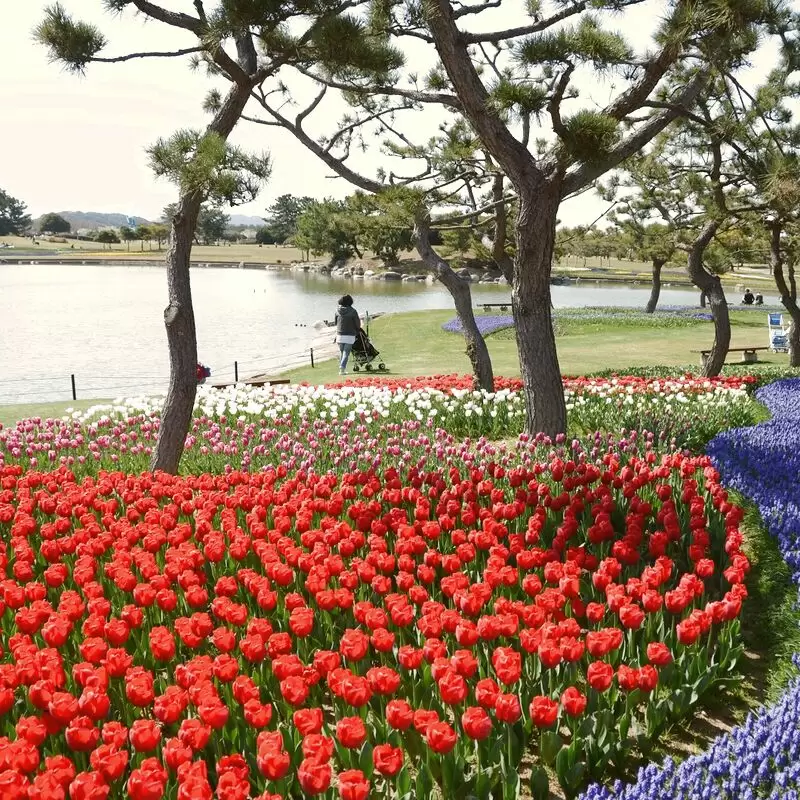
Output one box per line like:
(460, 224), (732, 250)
(334, 295), (361, 375)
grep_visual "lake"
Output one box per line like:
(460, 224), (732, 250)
(0, 263), (709, 405)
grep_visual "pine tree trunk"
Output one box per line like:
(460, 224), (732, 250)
(414, 211), (494, 391)
(769, 223), (800, 367)
(645, 258), (666, 313)
(687, 221), (730, 377)
(150, 197), (203, 474)
(513, 186), (566, 437)
(149, 79), (255, 473)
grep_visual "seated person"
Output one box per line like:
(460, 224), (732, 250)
(741, 288), (754, 305)
(754, 293), (764, 305)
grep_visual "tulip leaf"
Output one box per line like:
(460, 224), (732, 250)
(539, 730), (562, 765)
(396, 767), (412, 797)
(530, 767), (550, 800)
(414, 764), (434, 798)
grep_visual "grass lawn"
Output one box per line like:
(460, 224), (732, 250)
(0, 399), (107, 428)
(282, 308), (792, 384)
(0, 309), (791, 426)
(0, 235), (317, 265)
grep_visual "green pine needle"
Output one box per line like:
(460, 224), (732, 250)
(517, 16), (632, 68)
(559, 111), (621, 163)
(34, 3), (107, 74)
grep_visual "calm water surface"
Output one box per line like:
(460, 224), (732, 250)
(0, 263), (710, 404)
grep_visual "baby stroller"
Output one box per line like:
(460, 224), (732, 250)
(351, 327), (386, 372)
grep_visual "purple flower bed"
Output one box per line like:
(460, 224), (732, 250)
(580, 670), (800, 800)
(442, 314), (514, 335)
(579, 378), (800, 799)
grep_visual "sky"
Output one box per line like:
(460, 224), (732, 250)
(0, 1), (785, 227)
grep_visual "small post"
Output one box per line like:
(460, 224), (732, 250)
(70, 374), (77, 401)
(234, 361), (239, 382)
(310, 348), (315, 368)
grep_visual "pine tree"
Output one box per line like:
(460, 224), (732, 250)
(232, 0), (780, 433)
(36, 0), (399, 472)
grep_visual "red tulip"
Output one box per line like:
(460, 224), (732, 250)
(297, 760), (332, 796)
(494, 693), (522, 723)
(425, 721), (457, 754)
(336, 716), (367, 749)
(529, 696), (559, 728)
(372, 744), (404, 776)
(337, 769), (370, 800)
(461, 706), (493, 740)
(560, 686), (588, 717)
(587, 661), (614, 692)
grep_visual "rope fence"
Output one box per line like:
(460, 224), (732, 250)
(0, 345), (327, 406)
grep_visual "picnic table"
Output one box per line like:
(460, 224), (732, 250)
(211, 378), (291, 390)
(691, 346), (768, 365)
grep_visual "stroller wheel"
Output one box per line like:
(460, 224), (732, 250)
(352, 364), (360, 372)
(378, 363), (386, 371)
(365, 363), (374, 372)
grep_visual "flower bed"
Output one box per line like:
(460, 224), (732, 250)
(579, 669), (800, 800)
(579, 377), (800, 799)
(0, 442), (749, 799)
(442, 315), (514, 336)
(0, 377), (759, 473)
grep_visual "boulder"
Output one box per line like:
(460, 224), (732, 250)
(383, 271), (402, 281)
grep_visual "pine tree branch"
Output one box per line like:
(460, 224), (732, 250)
(603, 42), (682, 121)
(129, 0), (253, 84)
(726, 71), (786, 158)
(461, 1), (588, 44)
(413, 208), (470, 288)
(388, 166), (438, 184)
(91, 46), (203, 63)
(298, 87), (327, 129)
(453, 0), (503, 19)
(642, 100), (759, 172)
(293, 66), (462, 108)
(425, 0), (541, 187)
(248, 95), (385, 193)
(487, 172), (513, 281)
(325, 105), (407, 154)
(235, 33), (258, 76)
(434, 193), (518, 225)
(241, 113), (283, 127)
(549, 64), (575, 141)
(130, 0), (204, 35)
(562, 69), (710, 197)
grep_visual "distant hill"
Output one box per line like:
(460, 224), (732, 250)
(32, 211), (265, 231)
(34, 212), (152, 231)
(229, 214), (266, 227)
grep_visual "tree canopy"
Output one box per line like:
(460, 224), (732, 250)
(265, 194), (314, 243)
(0, 189), (32, 236)
(38, 213), (71, 234)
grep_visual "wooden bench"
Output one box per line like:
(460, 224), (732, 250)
(210, 378), (290, 389)
(478, 303), (511, 312)
(691, 346), (769, 365)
